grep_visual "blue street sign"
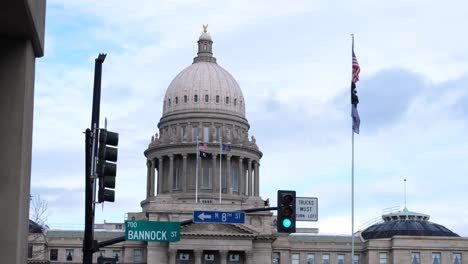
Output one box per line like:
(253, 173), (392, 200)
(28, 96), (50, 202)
(193, 210), (245, 224)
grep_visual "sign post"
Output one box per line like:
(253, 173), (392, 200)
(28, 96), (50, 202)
(125, 220), (180, 242)
(296, 197), (318, 221)
(193, 210), (246, 224)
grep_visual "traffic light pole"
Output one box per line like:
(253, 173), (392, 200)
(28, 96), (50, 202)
(84, 54), (106, 264)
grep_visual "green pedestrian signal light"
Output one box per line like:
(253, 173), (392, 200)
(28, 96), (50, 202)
(277, 190), (296, 233)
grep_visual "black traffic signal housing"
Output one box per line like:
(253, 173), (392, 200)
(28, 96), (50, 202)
(97, 129), (118, 203)
(277, 190), (296, 233)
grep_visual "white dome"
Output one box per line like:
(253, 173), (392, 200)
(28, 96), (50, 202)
(163, 61), (246, 117)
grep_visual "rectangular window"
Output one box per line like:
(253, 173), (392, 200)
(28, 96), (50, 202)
(453, 253), (462, 264)
(322, 254), (330, 264)
(113, 250), (121, 262)
(432, 252), (441, 264)
(379, 252), (388, 264)
(173, 167), (180, 190)
(133, 249), (143, 262)
(203, 126), (209, 142)
(272, 252), (280, 264)
(201, 166), (211, 188)
(181, 126), (186, 142)
(307, 254), (315, 264)
(28, 243), (33, 258)
(411, 252), (421, 264)
(291, 253), (300, 264)
(192, 127), (198, 142)
(353, 254), (360, 264)
(50, 249), (58, 261)
(231, 163), (239, 192)
(337, 254), (345, 264)
(66, 249), (74, 261)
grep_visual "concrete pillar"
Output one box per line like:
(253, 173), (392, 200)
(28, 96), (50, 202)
(227, 155), (232, 194)
(238, 157), (244, 195)
(247, 159), (252, 196)
(254, 161), (259, 196)
(0, 19), (45, 262)
(158, 157), (164, 194)
(169, 155), (174, 192)
(194, 250), (203, 264)
(220, 251), (228, 264)
(182, 154), (187, 192)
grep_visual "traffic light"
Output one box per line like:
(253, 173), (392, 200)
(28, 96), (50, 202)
(277, 190), (296, 233)
(97, 129), (119, 203)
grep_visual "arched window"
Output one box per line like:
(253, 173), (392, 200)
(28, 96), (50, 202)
(205, 94), (209, 102)
(184, 95), (187, 103)
(216, 95), (220, 103)
(168, 98), (171, 107)
(225, 96), (230, 104)
(234, 98), (237, 106)
(175, 97), (178, 104)
(194, 94), (198, 102)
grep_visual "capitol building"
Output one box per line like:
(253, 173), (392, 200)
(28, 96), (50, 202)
(29, 28), (468, 264)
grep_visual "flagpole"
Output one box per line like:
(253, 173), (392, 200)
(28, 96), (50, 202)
(351, 33), (355, 263)
(219, 136), (222, 203)
(195, 138), (199, 203)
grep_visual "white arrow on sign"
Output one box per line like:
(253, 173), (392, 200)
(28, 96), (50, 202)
(198, 212), (212, 221)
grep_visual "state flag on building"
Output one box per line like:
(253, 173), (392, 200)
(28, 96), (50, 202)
(221, 144), (231, 152)
(197, 143), (211, 158)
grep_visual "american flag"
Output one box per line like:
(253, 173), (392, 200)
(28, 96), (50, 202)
(352, 50), (360, 84)
(198, 143), (208, 151)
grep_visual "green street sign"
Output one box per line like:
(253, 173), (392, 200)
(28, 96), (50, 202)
(125, 220), (180, 242)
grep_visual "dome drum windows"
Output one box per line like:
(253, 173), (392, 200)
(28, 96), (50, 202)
(168, 98), (171, 107)
(225, 96), (230, 104)
(183, 95), (188, 103)
(215, 95), (220, 103)
(205, 94), (209, 103)
(194, 94), (198, 103)
(234, 98), (237, 106)
(175, 97), (179, 105)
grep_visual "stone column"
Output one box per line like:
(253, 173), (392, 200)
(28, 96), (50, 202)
(212, 155), (218, 195)
(147, 242), (169, 264)
(194, 250), (203, 264)
(169, 155), (174, 193)
(254, 161), (259, 196)
(168, 249), (176, 264)
(220, 251), (228, 264)
(146, 160), (151, 198)
(247, 159), (252, 196)
(182, 154), (187, 192)
(227, 155), (232, 194)
(150, 159), (156, 196)
(158, 157), (164, 194)
(238, 157), (244, 195)
(246, 251), (254, 264)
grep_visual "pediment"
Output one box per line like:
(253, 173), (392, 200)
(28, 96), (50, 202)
(181, 223), (257, 237)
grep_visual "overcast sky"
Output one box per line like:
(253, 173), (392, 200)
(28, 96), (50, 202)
(32, 0), (468, 235)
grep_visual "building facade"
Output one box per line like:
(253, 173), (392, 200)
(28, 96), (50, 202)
(29, 28), (468, 264)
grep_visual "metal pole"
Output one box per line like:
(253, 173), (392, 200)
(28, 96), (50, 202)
(84, 54), (106, 264)
(83, 129), (93, 264)
(195, 138), (199, 203)
(350, 35), (355, 264)
(219, 136), (222, 203)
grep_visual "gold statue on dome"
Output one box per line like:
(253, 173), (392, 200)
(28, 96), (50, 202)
(203, 24), (208, 33)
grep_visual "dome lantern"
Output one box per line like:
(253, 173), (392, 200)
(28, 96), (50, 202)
(194, 24), (216, 63)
